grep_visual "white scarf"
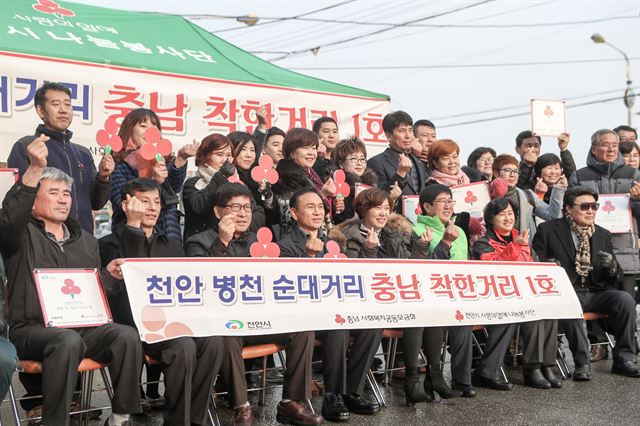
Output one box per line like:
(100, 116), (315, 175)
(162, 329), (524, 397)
(194, 165), (218, 190)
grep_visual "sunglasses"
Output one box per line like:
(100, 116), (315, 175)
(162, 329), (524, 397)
(574, 202), (599, 211)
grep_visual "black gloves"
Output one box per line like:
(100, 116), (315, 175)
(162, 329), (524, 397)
(595, 250), (617, 276)
(220, 160), (236, 178)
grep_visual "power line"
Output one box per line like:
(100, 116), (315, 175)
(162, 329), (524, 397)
(431, 87), (640, 121)
(271, 1), (554, 58)
(212, 0), (358, 34)
(289, 57), (640, 70)
(438, 94), (639, 128)
(190, 14), (638, 29)
(266, 0), (496, 61)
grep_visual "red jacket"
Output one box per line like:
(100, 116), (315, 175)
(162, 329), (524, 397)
(471, 228), (533, 262)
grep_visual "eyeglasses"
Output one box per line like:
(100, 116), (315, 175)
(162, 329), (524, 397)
(573, 202), (599, 211)
(499, 168), (520, 176)
(225, 204), (252, 212)
(433, 199), (456, 205)
(478, 158), (494, 164)
(597, 144), (618, 150)
(345, 157), (367, 164)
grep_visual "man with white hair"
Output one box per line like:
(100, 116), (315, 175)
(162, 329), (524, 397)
(0, 138), (142, 426)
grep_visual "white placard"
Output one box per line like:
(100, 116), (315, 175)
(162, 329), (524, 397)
(121, 257), (584, 343)
(0, 169), (18, 204)
(451, 182), (491, 219)
(33, 269), (112, 328)
(402, 195), (420, 224)
(531, 99), (567, 137)
(595, 194), (633, 234)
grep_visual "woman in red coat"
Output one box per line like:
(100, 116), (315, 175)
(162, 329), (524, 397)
(472, 197), (561, 390)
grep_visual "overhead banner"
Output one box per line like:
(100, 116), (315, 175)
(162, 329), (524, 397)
(1, 1), (391, 163)
(121, 257), (583, 343)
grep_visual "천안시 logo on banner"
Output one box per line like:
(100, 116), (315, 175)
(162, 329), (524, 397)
(225, 320), (245, 330)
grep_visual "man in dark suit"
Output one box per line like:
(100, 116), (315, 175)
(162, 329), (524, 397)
(367, 111), (430, 212)
(532, 186), (640, 380)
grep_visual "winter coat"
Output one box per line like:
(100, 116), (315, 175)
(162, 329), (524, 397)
(8, 124), (110, 233)
(329, 214), (429, 260)
(569, 151), (640, 274)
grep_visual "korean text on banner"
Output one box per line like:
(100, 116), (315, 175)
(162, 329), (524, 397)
(121, 258), (584, 343)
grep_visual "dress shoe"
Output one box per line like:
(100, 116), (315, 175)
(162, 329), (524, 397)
(342, 392), (380, 415)
(471, 372), (513, 391)
(572, 364), (592, 381)
(321, 393), (350, 422)
(277, 400), (323, 425)
(611, 360), (640, 378)
(233, 405), (254, 426)
(541, 366), (563, 388)
(590, 345), (608, 362)
(451, 381), (477, 397)
(523, 368), (551, 389)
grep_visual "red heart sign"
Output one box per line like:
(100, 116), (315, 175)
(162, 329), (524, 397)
(140, 127), (173, 161)
(251, 155), (279, 184)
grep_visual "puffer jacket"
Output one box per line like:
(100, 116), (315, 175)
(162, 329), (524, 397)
(329, 214), (429, 259)
(472, 228), (534, 262)
(570, 151), (640, 274)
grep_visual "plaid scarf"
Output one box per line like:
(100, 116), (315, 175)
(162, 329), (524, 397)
(567, 215), (595, 277)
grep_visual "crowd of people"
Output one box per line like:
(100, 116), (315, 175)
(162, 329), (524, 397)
(0, 81), (639, 426)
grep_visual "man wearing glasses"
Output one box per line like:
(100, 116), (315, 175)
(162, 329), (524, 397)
(569, 129), (640, 361)
(533, 187), (640, 379)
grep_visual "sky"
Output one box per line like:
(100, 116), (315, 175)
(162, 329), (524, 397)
(69, 0), (640, 166)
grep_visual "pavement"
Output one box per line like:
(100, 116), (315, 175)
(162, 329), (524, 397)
(3, 334), (640, 425)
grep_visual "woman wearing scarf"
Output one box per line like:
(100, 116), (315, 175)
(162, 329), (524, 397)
(472, 197), (561, 390)
(182, 133), (264, 240)
(424, 139), (484, 241)
(272, 128), (341, 238)
(110, 108), (196, 242)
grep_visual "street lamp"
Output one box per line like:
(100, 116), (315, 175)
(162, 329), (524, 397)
(591, 33), (635, 126)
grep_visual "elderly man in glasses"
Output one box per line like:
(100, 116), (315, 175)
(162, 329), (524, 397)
(533, 186), (640, 379)
(569, 128), (640, 361)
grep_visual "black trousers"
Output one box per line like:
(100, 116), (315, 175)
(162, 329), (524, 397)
(447, 326), (473, 385)
(563, 289), (637, 366)
(145, 336), (223, 426)
(10, 323), (142, 425)
(401, 327), (444, 369)
(475, 320), (557, 380)
(222, 332), (314, 407)
(316, 329), (382, 395)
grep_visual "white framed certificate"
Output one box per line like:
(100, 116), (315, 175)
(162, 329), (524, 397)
(531, 99), (566, 137)
(595, 194), (633, 234)
(402, 195), (420, 224)
(451, 182), (491, 219)
(33, 269), (113, 328)
(0, 168), (18, 203)
(354, 182), (373, 197)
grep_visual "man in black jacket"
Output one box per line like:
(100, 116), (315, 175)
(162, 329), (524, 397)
(367, 111), (430, 213)
(188, 183), (320, 426)
(99, 178), (223, 426)
(279, 187), (381, 422)
(0, 139), (141, 426)
(8, 82), (114, 233)
(515, 130), (576, 191)
(532, 186), (640, 380)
